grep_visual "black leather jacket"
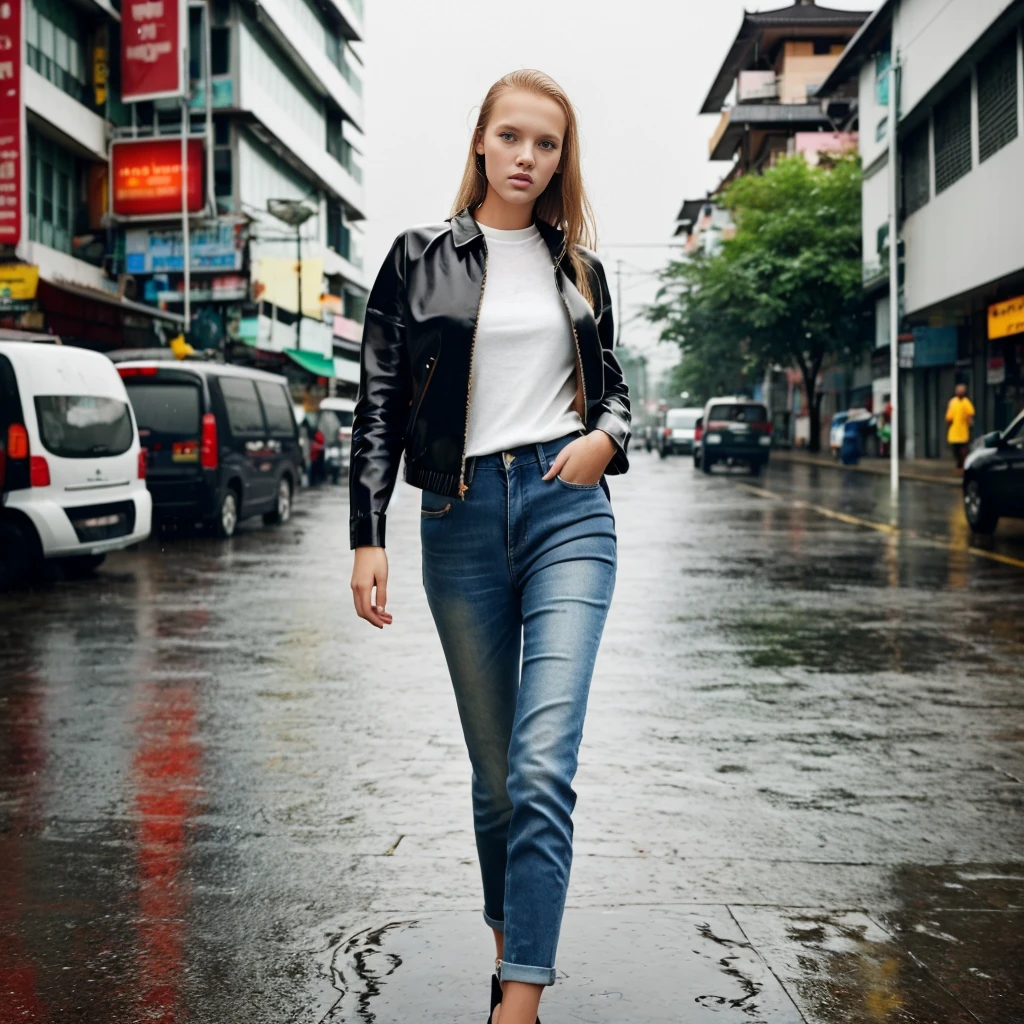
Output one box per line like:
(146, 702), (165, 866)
(349, 205), (632, 549)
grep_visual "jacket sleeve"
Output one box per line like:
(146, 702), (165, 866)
(349, 231), (412, 549)
(587, 254), (631, 474)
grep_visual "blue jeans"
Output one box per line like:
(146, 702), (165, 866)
(420, 432), (617, 987)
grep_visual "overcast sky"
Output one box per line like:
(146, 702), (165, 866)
(359, 0), (878, 388)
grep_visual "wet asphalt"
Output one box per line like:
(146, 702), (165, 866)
(1, 452), (1022, 1023)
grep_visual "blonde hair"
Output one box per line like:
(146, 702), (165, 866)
(450, 69), (598, 310)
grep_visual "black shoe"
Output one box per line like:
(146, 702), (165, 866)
(486, 973), (541, 1024)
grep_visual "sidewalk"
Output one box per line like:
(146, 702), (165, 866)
(773, 447), (961, 487)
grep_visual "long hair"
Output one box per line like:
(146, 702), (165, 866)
(450, 70), (598, 310)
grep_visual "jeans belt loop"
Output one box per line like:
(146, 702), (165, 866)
(535, 441), (549, 476)
(465, 455), (477, 487)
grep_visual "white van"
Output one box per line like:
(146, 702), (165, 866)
(0, 341), (152, 585)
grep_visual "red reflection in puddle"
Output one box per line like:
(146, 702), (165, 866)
(131, 679), (202, 1022)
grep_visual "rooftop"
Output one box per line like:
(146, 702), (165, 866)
(701, 1), (872, 114)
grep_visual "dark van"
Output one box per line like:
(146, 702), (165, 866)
(697, 397), (772, 475)
(117, 362), (302, 537)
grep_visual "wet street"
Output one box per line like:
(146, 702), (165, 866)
(2, 453), (1022, 1023)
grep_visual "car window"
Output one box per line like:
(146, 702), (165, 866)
(126, 383), (201, 441)
(666, 410), (700, 428)
(34, 396), (134, 458)
(707, 403), (768, 422)
(256, 381), (295, 436)
(1002, 413), (1024, 444)
(218, 377), (265, 434)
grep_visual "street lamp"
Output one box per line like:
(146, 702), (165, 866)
(267, 199), (316, 349)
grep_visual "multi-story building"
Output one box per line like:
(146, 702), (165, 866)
(820, 0), (1024, 458)
(4, 0), (185, 349)
(3, 0), (368, 400)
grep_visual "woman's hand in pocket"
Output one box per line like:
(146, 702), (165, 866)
(542, 430), (616, 485)
(351, 546), (393, 628)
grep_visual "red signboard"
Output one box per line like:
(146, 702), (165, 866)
(0, 0), (22, 245)
(111, 138), (204, 217)
(121, 0), (184, 103)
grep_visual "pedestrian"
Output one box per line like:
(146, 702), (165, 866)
(945, 382), (975, 470)
(348, 71), (631, 1024)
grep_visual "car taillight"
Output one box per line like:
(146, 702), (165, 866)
(200, 413), (218, 469)
(30, 455), (50, 488)
(694, 426), (703, 442)
(138, 448), (148, 479)
(708, 421), (729, 431)
(118, 366), (158, 378)
(754, 421), (772, 434)
(7, 423), (28, 459)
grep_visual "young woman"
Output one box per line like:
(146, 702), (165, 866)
(349, 69), (631, 1024)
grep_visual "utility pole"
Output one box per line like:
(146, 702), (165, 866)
(888, 55), (901, 508)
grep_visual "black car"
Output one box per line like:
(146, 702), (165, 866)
(697, 397), (772, 475)
(118, 361), (302, 538)
(962, 409), (1024, 534)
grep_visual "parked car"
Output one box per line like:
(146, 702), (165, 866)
(962, 409), (1024, 534)
(118, 361), (301, 538)
(0, 341), (152, 586)
(696, 397), (772, 475)
(310, 396), (356, 484)
(658, 407), (703, 458)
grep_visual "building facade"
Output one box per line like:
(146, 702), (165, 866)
(3, 0), (367, 400)
(821, 0), (1024, 458)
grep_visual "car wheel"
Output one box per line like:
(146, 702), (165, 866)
(0, 520), (41, 590)
(264, 477), (292, 525)
(701, 450), (715, 474)
(749, 460), (763, 477)
(215, 488), (240, 538)
(963, 478), (998, 534)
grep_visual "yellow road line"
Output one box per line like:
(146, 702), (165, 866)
(737, 483), (1024, 571)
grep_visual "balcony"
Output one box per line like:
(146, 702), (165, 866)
(708, 103), (832, 161)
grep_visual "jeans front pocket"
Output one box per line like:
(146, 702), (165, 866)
(420, 490), (453, 518)
(555, 474), (602, 491)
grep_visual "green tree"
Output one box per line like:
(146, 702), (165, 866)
(648, 155), (867, 451)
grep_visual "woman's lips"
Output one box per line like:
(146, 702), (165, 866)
(509, 176), (532, 188)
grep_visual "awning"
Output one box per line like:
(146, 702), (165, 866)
(284, 348), (335, 377)
(41, 277), (185, 324)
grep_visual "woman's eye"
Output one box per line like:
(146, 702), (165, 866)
(500, 132), (515, 141)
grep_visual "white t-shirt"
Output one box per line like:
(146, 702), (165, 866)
(464, 219), (584, 458)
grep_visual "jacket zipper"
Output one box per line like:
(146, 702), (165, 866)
(554, 256), (588, 420)
(458, 245), (489, 499)
(409, 352), (439, 432)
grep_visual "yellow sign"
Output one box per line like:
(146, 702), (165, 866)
(255, 256), (324, 317)
(0, 264), (40, 301)
(989, 294), (1024, 340)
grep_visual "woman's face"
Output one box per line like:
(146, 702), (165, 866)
(475, 89), (567, 208)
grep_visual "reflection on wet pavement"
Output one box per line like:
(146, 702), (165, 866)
(1, 455), (1021, 1021)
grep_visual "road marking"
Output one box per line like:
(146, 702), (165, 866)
(737, 483), (1024, 571)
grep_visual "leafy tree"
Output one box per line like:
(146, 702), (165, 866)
(648, 155), (867, 451)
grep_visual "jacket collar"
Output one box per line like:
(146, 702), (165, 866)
(449, 205), (565, 263)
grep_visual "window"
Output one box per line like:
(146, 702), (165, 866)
(666, 410), (701, 428)
(978, 34), (1019, 162)
(327, 199), (350, 259)
(902, 123), (930, 216)
(218, 377), (266, 434)
(126, 383), (202, 440)
(707, 403), (768, 423)
(256, 382), (296, 436)
(211, 27), (231, 76)
(28, 127), (83, 255)
(25, 0), (88, 104)
(933, 79), (972, 194)
(34, 397), (133, 458)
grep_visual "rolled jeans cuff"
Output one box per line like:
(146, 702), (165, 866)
(497, 961), (557, 986)
(483, 907), (504, 932)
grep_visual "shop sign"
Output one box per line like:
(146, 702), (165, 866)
(125, 221), (244, 273)
(0, 0), (22, 246)
(912, 325), (958, 368)
(121, 0), (185, 103)
(0, 263), (38, 303)
(988, 294), (1024, 341)
(149, 273), (248, 304)
(111, 138), (204, 217)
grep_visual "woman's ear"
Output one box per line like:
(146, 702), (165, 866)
(474, 128), (485, 157)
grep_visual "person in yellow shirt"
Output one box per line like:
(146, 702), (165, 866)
(945, 383), (975, 470)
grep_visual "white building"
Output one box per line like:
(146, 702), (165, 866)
(821, 0), (1024, 458)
